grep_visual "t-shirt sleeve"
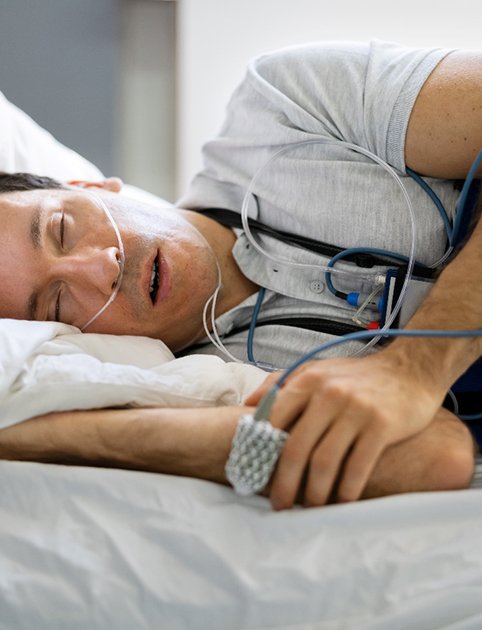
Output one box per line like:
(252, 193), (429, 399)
(177, 41), (453, 211)
(242, 40), (451, 172)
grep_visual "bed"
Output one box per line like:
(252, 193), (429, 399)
(1, 89), (482, 630)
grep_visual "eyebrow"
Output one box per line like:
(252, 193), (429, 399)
(27, 205), (43, 320)
(30, 205), (42, 249)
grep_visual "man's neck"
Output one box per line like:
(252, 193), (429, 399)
(182, 208), (259, 317)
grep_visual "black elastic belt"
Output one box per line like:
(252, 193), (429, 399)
(227, 316), (363, 338)
(196, 206), (434, 276)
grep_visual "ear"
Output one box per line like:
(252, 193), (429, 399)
(67, 177), (123, 193)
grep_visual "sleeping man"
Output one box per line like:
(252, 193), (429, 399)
(0, 41), (480, 509)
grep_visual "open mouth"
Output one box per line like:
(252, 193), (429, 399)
(149, 253), (160, 304)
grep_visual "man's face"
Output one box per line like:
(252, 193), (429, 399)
(0, 187), (220, 350)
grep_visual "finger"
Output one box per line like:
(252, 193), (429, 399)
(335, 430), (387, 503)
(303, 418), (359, 507)
(244, 372), (282, 406)
(269, 395), (343, 510)
(267, 370), (338, 430)
(269, 370), (350, 429)
(244, 361), (317, 407)
(268, 386), (313, 430)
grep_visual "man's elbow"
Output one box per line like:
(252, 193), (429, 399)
(432, 437), (477, 491)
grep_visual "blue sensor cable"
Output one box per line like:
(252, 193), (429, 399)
(254, 327), (482, 422)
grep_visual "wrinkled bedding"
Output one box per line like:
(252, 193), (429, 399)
(1, 460), (482, 630)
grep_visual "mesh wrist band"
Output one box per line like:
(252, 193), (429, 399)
(225, 414), (288, 496)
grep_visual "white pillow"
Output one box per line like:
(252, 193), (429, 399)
(0, 319), (266, 430)
(0, 90), (104, 181)
(0, 89), (173, 208)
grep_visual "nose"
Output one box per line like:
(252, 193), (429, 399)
(53, 246), (122, 296)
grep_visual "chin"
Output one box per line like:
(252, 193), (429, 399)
(163, 303), (211, 352)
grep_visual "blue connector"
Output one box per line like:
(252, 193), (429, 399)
(347, 292), (382, 311)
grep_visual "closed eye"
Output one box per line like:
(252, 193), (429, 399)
(60, 211), (65, 248)
(55, 289), (62, 322)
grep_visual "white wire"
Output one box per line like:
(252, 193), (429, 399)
(201, 264), (244, 363)
(80, 192), (126, 331)
(240, 138), (419, 357)
(430, 245), (454, 269)
(202, 290), (223, 351)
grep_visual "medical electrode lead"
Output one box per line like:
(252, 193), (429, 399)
(254, 327), (482, 423)
(241, 138), (419, 357)
(452, 149), (482, 244)
(241, 143), (481, 368)
(227, 148), (482, 495)
(248, 148), (482, 420)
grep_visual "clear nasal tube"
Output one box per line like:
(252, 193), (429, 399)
(80, 192), (126, 331)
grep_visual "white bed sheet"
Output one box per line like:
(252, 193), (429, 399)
(1, 460), (482, 630)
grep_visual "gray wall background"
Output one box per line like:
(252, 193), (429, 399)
(0, 0), (120, 176)
(0, 0), (176, 200)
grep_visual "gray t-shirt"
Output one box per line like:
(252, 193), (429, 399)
(177, 41), (459, 369)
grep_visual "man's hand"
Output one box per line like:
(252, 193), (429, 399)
(245, 352), (446, 509)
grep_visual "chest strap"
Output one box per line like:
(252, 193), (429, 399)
(196, 206), (432, 275)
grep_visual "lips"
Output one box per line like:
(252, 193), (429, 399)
(146, 250), (171, 306)
(149, 254), (160, 303)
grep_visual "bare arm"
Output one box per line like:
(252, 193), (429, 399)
(0, 406), (244, 485)
(405, 50), (482, 178)
(386, 49), (482, 390)
(0, 401), (475, 508)
(383, 193), (482, 394)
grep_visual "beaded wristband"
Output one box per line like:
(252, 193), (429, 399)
(225, 414), (288, 496)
